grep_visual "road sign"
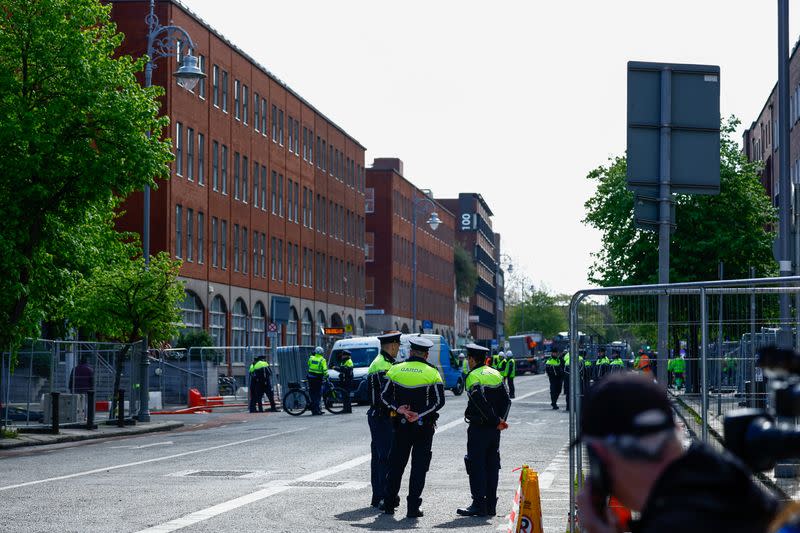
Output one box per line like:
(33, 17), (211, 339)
(422, 320), (433, 330)
(268, 323), (278, 333)
(345, 324), (353, 333)
(627, 61), (720, 195)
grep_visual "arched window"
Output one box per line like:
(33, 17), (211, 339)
(317, 310), (327, 329)
(232, 298), (248, 363)
(401, 323), (410, 334)
(357, 317), (365, 337)
(302, 309), (313, 345)
(331, 313), (343, 328)
(286, 306), (299, 346)
(210, 295), (227, 347)
(252, 302), (266, 349)
(180, 291), (204, 333)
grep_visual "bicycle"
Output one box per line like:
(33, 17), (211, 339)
(282, 378), (348, 416)
(218, 375), (237, 396)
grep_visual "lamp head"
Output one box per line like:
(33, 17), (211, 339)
(175, 53), (205, 91)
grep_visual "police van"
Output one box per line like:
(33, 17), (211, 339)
(398, 334), (465, 396)
(327, 336), (380, 404)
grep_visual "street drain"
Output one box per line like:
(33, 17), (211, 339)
(288, 481), (345, 488)
(185, 471), (252, 477)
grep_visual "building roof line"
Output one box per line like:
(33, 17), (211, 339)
(125, 0), (367, 151)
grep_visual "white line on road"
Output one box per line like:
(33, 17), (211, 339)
(110, 441), (173, 450)
(511, 386), (549, 402)
(135, 416), (470, 533)
(0, 428), (306, 493)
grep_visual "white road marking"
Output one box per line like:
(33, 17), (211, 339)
(110, 441), (173, 450)
(0, 428), (306, 492)
(512, 386), (550, 402)
(135, 415), (471, 533)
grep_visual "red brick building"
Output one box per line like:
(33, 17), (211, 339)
(364, 159), (456, 344)
(110, 0), (367, 371)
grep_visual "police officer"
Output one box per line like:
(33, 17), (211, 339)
(248, 355), (277, 412)
(457, 343), (511, 517)
(502, 351), (516, 399)
(307, 346), (328, 416)
(545, 348), (563, 410)
(609, 349), (626, 374)
(594, 347), (610, 382)
(582, 350), (593, 391)
(459, 353), (469, 378)
(336, 350), (354, 414)
(366, 331), (400, 509)
(563, 350), (584, 411)
(382, 336), (446, 518)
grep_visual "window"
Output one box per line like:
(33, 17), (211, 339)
(293, 182), (299, 222)
(287, 241), (293, 285)
(233, 223), (240, 272)
(260, 166), (267, 211)
(212, 64), (219, 107)
(253, 161), (259, 208)
(329, 145), (333, 175)
(302, 127), (308, 160)
(180, 291), (204, 333)
(294, 244), (299, 285)
(231, 299), (247, 364)
(294, 119), (299, 154)
(197, 133), (205, 185)
(261, 98), (267, 134)
(175, 204), (183, 258)
(252, 302), (266, 348)
(288, 115), (294, 151)
(309, 192), (313, 229)
(278, 174), (284, 216)
(253, 231), (259, 276)
(302, 187), (308, 227)
(212, 141), (219, 190)
(198, 56), (206, 99)
(286, 308), (298, 346)
(287, 179), (293, 222)
(221, 70), (229, 112)
(242, 227), (248, 274)
(211, 217), (218, 267)
(221, 219), (228, 270)
(321, 140), (326, 171)
(221, 145), (228, 194)
(301, 309), (312, 345)
(316, 136), (321, 168)
(233, 152), (240, 200)
(365, 187), (374, 213)
(271, 104), (277, 141)
(271, 237), (277, 279)
(210, 295), (227, 347)
(260, 233), (266, 277)
(186, 208), (194, 262)
(279, 109), (284, 146)
(254, 92), (260, 131)
(234, 79), (240, 120)
(242, 156), (248, 203)
(186, 127), (194, 181)
(278, 239), (283, 281)
(242, 85), (249, 125)
(197, 212), (204, 264)
(175, 123), (183, 176)
(271, 170), (277, 214)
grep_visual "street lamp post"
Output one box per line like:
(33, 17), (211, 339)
(137, 0), (205, 422)
(411, 191), (442, 334)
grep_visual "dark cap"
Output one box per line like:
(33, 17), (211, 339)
(465, 343), (489, 359)
(341, 350), (352, 357)
(409, 336), (434, 352)
(378, 331), (401, 344)
(580, 373), (674, 439)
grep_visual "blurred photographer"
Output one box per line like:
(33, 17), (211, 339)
(576, 373), (777, 533)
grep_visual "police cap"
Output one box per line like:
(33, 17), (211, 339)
(465, 343), (489, 359)
(341, 350), (352, 357)
(409, 336), (434, 353)
(378, 331), (402, 344)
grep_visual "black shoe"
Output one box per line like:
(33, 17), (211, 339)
(381, 496), (399, 513)
(268, 407), (279, 412)
(406, 498), (423, 518)
(487, 497), (498, 516)
(456, 501), (487, 517)
(383, 505), (395, 515)
(371, 497), (382, 508)
(551, 404), (559, 410)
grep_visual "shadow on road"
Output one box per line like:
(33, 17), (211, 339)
(349, 514), (418, 531)
(432, 517), (493, 529)
(333, 506), (381, 521)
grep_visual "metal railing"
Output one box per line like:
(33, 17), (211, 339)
(566, 275), (800, 532)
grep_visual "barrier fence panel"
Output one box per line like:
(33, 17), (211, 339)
(566, 276), (800, 532)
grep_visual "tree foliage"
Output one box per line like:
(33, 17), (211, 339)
(0, 0), (173, 352)
(454, 242), (478, 299)
(583, 117), (777, 287)
(506, 288), (569, 338)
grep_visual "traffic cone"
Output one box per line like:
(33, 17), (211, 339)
(507, 466), (544, 533)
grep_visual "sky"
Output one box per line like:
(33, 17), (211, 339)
(179, 0), (800, 295)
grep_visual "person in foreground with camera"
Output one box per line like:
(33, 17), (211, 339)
(576, 373), (777, 533)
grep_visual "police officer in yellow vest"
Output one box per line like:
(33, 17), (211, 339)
(545, 348), (564, 410)
(502, 351), (516, 399)
(248, 355), (276, 412)
(381, 336), (446, 518)
(366, 331), (400, 509)
(307, 346), (328, 416)
(457, 343), (511, 517)
(336, 350), (354, 414)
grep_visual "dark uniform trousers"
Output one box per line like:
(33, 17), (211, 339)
(308, 375), (323, 414)
(263, 376), (276, 410)
(466, 424), (501, 504)
(384, 421), (435, 507)
(563, 372), (571, 409)
(546, 368), (562, 406)
(368, 413), (393, 501)
(249, 381), (264, 412)
(506, 377), (515, 399)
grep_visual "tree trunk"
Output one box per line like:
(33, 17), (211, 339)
(109, 344), (131, 420)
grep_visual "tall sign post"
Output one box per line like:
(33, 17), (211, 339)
(778, 0), (792, 344)
(627, 61), (720, 384)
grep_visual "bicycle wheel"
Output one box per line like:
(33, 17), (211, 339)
(282, 389), (309, 416)
(323, 386), (348, 414)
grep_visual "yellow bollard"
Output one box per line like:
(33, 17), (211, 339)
(507, 465), (544, 533)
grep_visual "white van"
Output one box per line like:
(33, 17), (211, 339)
(398, 334), (465, 396)
(327, 336), (381, 404)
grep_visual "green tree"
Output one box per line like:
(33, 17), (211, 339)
(69, 253), (184, 414)
(583, 117), (776, 286)
(0, 0), (172, 353)
(454, 242), (478, 299)
(506, 288), (569, 338)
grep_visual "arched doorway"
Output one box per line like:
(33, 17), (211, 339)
(286, 306), (299, 345)
(302, 309), (313, 345)
(232, 298), (248, 364)
(330, 313), (344, 328)
(251, 301), (266, 349)
(209, 295), (227, 347)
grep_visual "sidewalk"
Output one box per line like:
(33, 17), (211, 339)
(0, 420), (184, 450)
